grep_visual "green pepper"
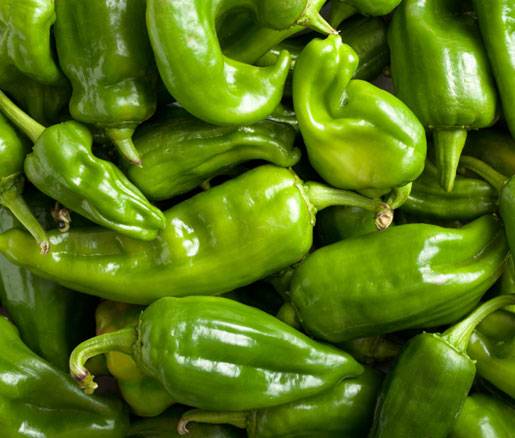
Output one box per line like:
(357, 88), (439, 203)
(0, 165), (391, 304)
(55, 0), (156, 165)
(467, 310), (515, 399)
(0, 89), (165, 241)
(95, 301), (174, 417)
(177, 367), (382, 438)
(0, 314), (128, 437)
(146, 0), (334, 126)
(330, 0), (402, 28)
(289, 215), (507, 342)
(123, 110), (299, 201)
(70, 296), (364, 411)
(449, 393), (515, 438)
(473, 1), (515, 139)
(370, 294), (515, 438)
(388, 0), (499, 192)
(293, 34), (426, 197)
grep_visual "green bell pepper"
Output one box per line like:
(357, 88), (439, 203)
(370, 295), (515, 438)
(330, 0), (402, 28)
(70, 296), (364, 411)
(55, 0), (156, 165)
(388, 0), (499, 192)
(146, 0), (334, 126)
(177, 367), (382, 437)
(0, 89), (165, 241)
(293, 34), (426, 197)
(289, 215), (507, 342)
(0, 165), (391, 304)
(95, 301), (174, 417)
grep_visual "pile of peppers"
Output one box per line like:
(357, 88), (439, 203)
(0, 1), (514, 437)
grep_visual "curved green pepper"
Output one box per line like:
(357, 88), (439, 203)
(0, 314), (128, 437)
(70, 296), (364, 411)
(0, 89), (165, 240)
(370, 295), (515, 438)
(177, 367), (382, 437)
(293, 35), (426, 196)
(55, 0), (156, 165)
(450, 394), (515, 438)
(123, 110), (299, 201)
(290, 215), (507, 342)
(95, 301), (174, 417)
(0, 165), (391, 304)
(388, 0), (499, 192)
(146, 0), (333, 126)
(468, 310), (515, 399)
(330, 0), (402, 28)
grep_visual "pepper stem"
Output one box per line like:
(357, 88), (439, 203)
(433, 128), (468, 192)
(386, 183), (413, 209)
(304, 181), (393, 230)
(177, 409), (249, 435)
(329, 2), (357, 28)
(442, 295), (515, 353)
(69, 327), (136, 395)
(0, 90), (45, 143)
(105, 127), (142, 167)
(299, 0), (338, 35)
(459, 155), (507, 193)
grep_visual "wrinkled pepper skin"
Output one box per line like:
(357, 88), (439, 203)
(449, 394), (515, 438)
(468, 310), (515, 399)
(71, 296), (364, 411)
(293, 35), (426, 194)
(465, 129), (515, 177)
(123, 110), (299, 201)
(330, 0), (402, 27)
(0, 165), (390, 304)
(0, 315), (129, 437)
(55, 0), (156, 165)
(95, 301), (173, 417)
(179, 367), (382, 438)
(473, 1), (515, 139)
(290, 215), (507, 342)
(147, 0), (333, 126)
(388, 0), (499, 192)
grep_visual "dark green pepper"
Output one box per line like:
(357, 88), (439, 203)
(123, 111), (299, 201)
(0, 314), (129, 437)
(293, 35), (426, 197)
(55, 0), (156, 165)
(330, 0), (402, 28)
(0, 89), (165, 240)
(146, 0), (334, 125)
(177, 367), (382, 438)
(289, 215), (507, 342)
(473, 1), (515, 139)
(95, 301), (174, 417)
(70, 296), (364, 411)
(450, 394), (515, 438)
(370, 295), (515, 438)
(388, 0), (499, 191)
(0, 165), (391, 304)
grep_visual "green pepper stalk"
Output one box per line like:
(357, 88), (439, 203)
(0, 89), (166, 241)
(70, 296), (364, 412)
(329, 0), (402, 28)
(370, 294), (515, 438)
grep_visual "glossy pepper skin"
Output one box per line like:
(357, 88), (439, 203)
(55, 0), (156, 165)
(473, 1), (515, 139)
(293, 35), (426, 196)
(330, 0), (402, 27)
(0, 191), (96, 370)
(146, 0), (334, 126)
(95, 301), (174, 417)
(468, 310), (515, 399)
(178, 367), (382, 438)
(70, 296), (364, 411)
(123, 109), (300, 201)
(370, 295), (515, 438)
(449, 394), (515, 438)
(0, 314), (129, 437)
(388, 0), (499, 192)
(0, 89), (165, 241)
(290, 215), (507, 342)
(0, 165), (391, 304)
